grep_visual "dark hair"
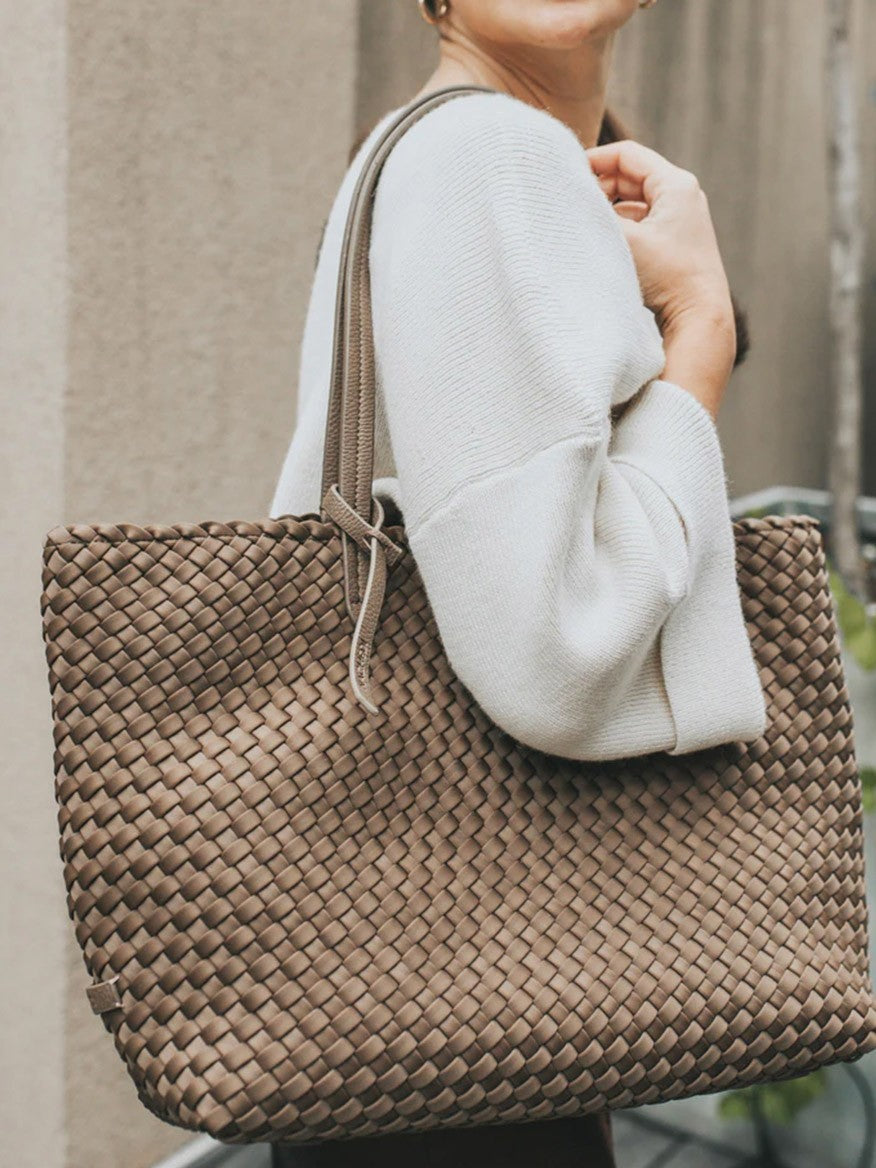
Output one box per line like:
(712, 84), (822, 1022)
(344, 104), (750, 368)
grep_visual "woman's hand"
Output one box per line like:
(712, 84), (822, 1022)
(586, 139), (736, 421)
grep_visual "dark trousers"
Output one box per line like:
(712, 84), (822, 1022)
(273, 1111), (615, 1168)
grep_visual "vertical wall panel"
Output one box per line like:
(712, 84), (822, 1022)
(66, 0), (359, 526)
(0, 3), (69, 1167)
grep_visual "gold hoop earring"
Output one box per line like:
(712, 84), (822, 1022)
(418, 0), (449, 24)
(639, 0), (659, 7)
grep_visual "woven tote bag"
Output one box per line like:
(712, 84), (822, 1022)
(41, 85), (876, 1146)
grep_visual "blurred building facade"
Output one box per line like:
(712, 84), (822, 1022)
(2, 2), (874, 1167)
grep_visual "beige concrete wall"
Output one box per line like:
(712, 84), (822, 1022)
(0, 4), (69, 1167)
(67, 0), (358, 526)
(357, 0), (876, 500)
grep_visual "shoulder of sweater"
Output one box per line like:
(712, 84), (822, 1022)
(376, 90), (604, 205)
(369, 89), (658, 348)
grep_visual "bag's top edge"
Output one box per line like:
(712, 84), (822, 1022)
(42, 512), (334, 549)
(42, 510), (818, 552)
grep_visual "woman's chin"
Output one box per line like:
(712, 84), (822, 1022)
(481, 0), (641, 50)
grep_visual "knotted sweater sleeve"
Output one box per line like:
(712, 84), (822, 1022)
(368, 92), (766, 760)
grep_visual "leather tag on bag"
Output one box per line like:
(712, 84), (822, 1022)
(86, 977), (122, 1015)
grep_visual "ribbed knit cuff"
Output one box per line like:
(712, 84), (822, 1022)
(609, 378), (768, 754)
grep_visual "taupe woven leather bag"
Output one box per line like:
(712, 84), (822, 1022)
(41, 85), (876, 1146)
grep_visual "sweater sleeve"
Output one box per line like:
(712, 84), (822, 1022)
(369, 93), (767, 760)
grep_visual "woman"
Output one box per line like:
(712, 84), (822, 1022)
(270, 0), (766, 1162)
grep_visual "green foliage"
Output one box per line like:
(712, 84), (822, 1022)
(860, 765), (876, 813)
(828, 561), (876, 670)
(718, 1070), (827, 1126)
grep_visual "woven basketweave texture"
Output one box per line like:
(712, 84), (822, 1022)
(40, 511), (876, 1144)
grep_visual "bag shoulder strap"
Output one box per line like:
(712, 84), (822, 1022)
(317, 83), (495, 714)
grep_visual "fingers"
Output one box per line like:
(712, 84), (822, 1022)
(594, 172), (646, 203)
(591, 166), (649, 206)
(611, 200), (649, 223)
(587, 140), (687, 204)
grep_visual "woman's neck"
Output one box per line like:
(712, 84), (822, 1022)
(418, 31), (615, 150)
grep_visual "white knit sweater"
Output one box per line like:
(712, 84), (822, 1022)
(269, 91), (767, 760)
